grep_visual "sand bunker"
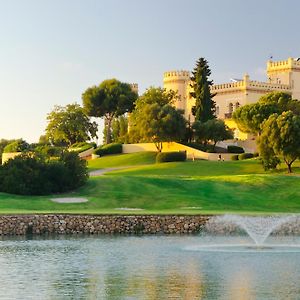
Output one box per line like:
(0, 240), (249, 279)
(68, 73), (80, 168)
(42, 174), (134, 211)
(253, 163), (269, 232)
(51, 197), (88, 203)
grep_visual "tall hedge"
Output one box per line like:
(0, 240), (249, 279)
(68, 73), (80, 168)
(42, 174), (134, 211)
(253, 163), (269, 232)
(94, 143), (122, 156)
(156, 151), (186, 163)
(227, 145), (244, 153)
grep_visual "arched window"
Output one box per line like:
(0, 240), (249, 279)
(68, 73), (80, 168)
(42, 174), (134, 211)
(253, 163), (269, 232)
(229, 103), (233, 114)
(235, 102), (240, 110)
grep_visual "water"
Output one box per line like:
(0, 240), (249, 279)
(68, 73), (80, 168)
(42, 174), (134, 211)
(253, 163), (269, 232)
(0, 234), (300, 299)
(206, 214), (297, 245)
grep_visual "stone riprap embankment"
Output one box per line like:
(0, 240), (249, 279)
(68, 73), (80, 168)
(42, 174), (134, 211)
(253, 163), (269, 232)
(0, 215), (212, 235)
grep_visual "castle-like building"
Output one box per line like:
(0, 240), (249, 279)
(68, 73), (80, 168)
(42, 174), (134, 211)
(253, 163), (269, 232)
(163, 57), (300, 137)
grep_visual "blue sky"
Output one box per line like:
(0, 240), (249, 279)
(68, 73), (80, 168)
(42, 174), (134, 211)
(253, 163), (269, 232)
(0, 0), (299, 142)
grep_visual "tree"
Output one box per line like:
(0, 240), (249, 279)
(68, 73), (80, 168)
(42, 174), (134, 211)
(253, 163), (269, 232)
(111, 115), (129, 143)
(45, 103), (98, 146)
(82, 79), (138, 144)
(190, 57), (216, 122)
(193, 119), (233, 149)
(259, 111), (300, 173)
(129, 87), (186, 152)
(233, 92), (300, 134)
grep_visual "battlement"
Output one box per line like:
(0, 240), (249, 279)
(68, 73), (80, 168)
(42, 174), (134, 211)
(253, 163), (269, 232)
(211, 76), (290, 92)
(267, 57), (300, 72)
(130, 83), (139, 93)
(163, 70), (190, 80)
(211, 80), (245, 91)
(248, 80), (290, 91)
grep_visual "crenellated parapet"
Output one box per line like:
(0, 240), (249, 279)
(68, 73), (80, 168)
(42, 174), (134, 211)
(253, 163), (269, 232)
(248, 80), (290, 91)
(211, 74), (291, 94)
(267, 57), (300, 72)
(211, 80), (245, 91)
(163, 70), (190, 84)
(130, 83), (139, 94)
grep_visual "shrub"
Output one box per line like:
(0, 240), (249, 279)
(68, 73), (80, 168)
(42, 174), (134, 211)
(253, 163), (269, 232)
(94, 143), (122, 156)
(69, 142), (96, 154)
(261, 156), (281, 171)
(231, 154), (239, 161)
(0, 152), (88, 195)
(3, 139), (29, 153)
(182, 143), (216, 153)
(34, 145), (65, 157)
(238, 153), (254, 160)
(156, 151), (186, 163)
(227, 145), (244, 153)
(60, 151), (88, 190)
(253, 152), (259, 158)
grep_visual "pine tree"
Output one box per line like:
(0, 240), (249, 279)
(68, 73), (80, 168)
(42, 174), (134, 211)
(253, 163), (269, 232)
(190, 58), (216, 122)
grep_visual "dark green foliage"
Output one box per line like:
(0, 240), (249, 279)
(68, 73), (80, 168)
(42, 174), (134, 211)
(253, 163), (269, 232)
(261, 156), (281, 171)
(94, 143), (122, 156)
(156, 151), (187, 163)
(227, 145), (244, 153)
(82, 79), (138, 144)
(259, 111), (300, 173)
(111, 115), (129, 143)
(181, 142), (225, 153)
(33, 145), (65, 157)
(238, 153), (254, 160)
(231, 155), (239, 161)
(193, 119), (233, 148)
(129, 87), (186, 152)
(0, 152), (88, 195)
(3, 139), (29, 153)
(0, 139), (16, 164)
(253, 152), (259, 158)
(45, 103), (98, 146)
(69, 142), (96, 153)
(190, 57), (216, 122)
(233, 92), (300, 134)
(60, 151), (89, 190)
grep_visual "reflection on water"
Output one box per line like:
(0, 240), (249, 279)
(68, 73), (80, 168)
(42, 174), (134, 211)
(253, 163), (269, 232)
(0, 235), (299, 299)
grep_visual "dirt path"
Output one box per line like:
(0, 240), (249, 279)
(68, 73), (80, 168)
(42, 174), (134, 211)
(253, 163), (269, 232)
(89, 166), (133, 177)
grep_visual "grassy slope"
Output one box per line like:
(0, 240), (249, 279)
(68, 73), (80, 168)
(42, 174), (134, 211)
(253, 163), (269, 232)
(88, 152), (157, 170)
(0, 153), (299, 214)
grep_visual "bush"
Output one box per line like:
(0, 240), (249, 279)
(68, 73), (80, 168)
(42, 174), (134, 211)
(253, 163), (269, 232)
(94, 143), (122, 156)
(0, 152), (88, 195)
(156, 151), (186, 163)
(34, 145), (65, 157)
(182, 143), (216, 153)
(227, 145), (244, 153)
(238, 153), (254, 160)
(69, 142), (96, 154)
(261, 156), (281, 171)
(253, 152), (259, 157)
(231, 154), (239, 161)
(3, 139), (29, 153)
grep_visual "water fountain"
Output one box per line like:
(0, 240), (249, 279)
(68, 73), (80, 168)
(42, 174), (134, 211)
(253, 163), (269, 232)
(186, 214), (300, 252)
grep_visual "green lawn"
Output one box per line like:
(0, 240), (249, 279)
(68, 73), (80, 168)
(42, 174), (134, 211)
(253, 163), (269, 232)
(0, 153), (299, 214)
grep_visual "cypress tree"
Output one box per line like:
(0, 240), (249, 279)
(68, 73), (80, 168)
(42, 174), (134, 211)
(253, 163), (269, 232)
(190, 58), (216, 122)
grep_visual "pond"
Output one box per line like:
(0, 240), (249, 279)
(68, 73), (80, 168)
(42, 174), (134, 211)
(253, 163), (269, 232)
(0, 235), (299, 299)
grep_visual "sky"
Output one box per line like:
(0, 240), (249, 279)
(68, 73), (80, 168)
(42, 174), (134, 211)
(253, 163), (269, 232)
(0, 0), (299, 143)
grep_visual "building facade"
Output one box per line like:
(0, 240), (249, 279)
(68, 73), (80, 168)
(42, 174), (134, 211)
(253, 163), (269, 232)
(163, 57), (300, 140)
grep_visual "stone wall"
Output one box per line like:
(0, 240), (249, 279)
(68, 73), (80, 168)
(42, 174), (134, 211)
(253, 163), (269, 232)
(0, 215), (212, 235)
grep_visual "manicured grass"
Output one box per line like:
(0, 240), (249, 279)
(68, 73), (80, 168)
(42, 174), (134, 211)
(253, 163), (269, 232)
(88, 152), (157, 170)
(0, 154), (299, 214)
